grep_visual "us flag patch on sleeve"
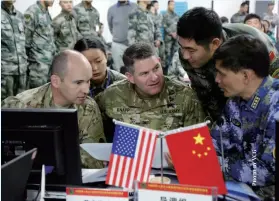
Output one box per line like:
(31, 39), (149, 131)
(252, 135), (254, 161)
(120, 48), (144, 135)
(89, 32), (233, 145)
(269, 51), (276, 64)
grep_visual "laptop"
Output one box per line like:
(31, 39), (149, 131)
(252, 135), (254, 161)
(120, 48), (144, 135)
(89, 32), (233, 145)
(1, 148), (37, 201)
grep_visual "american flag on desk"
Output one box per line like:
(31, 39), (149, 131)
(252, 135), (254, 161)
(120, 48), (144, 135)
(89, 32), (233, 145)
(106, 123), (158, 189)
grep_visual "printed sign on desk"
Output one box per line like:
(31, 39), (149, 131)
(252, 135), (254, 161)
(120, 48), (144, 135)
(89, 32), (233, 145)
(136, 183), (217, 201)
(66, 188), (129, 201)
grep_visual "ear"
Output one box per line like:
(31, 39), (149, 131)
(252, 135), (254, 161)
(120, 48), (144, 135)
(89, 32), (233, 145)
(242, 69), (253, 85)
(125, 72), (135, 84)
(50, 75), (61, 88)
(211, 38), (222, 51)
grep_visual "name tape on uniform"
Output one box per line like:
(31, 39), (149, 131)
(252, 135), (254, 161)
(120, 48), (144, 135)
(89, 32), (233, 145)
(66, 187), (129, 201)
(137, 183), (215, 201)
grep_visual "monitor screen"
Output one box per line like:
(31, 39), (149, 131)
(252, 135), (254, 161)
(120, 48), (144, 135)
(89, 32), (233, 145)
(1, 148), (37, 201)
(1, 108), (82, 187)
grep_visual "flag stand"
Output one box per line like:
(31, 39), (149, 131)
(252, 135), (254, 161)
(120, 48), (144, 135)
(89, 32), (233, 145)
(159, 134), (164, 184)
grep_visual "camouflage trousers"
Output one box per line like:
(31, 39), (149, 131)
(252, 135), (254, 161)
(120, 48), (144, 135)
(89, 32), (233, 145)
(155, 41), (166, 72)
(27, 62), (50, 89)
(1, 74), (26, 100)
(165, 39), (179, 73)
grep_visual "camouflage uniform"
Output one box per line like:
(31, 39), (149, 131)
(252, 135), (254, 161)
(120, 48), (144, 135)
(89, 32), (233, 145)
(73, 2), (100, 39)
(230, 12), (247, 23)
(150, 11), (166, 68)
(168, 51), (187, 81)
(211, 76), (278, 199)
(1, 83), (106, 169)
(1, 2), (28, 100)
(89, 68), (126, 98)
(96, 77), (206, 142)
(179, 23), (279, 122)
(127, 5), (161, 46)
(162, 10), (179, 70)
(52, 11), (82, 53)
(24, 1), (56, 89)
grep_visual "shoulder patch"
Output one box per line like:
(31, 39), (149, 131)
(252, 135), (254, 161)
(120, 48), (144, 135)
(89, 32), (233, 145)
(273, 147), (275, 159)
(24, 14), (31, 23)
(269, 51), (276, 64)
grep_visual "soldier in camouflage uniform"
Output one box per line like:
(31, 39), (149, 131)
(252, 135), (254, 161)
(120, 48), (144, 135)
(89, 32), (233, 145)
(74, 38), (126, 98)
(73, 0), (100, 39)
(127, 0), (162, 49)
(52, 0), (82, 53)
(96, 43), (205, 142)
(168, 51), (190, 83)
(162, 1), (179, 72)
(2, 50), (105, 169)
(177, 7), (279, 122)
(1, 0), (28, 100)
(148, 1), (166, 69)
(211, 35), (277, 199)
(24, 0), (56, 89)
(230, 1), (249, 23)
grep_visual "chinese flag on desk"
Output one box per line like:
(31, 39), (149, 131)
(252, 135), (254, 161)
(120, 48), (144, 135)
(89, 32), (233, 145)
(165, 124), (227, 195)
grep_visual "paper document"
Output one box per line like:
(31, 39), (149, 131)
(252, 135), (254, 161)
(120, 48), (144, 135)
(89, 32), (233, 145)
(81, 139), (170, 168)
(82, 168), (108, 184)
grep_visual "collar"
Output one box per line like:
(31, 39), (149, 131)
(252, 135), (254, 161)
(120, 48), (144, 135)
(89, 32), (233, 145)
(82, 1), (93, 10)
(90, 69), (111, 91)
(37, 1), (48, 13)
(117, 1), (130, 7)
(239, 76), (273, 114)
(1, 2), (16, 15)
(126, 78), (170, 107)
(62, 11), (73, 20)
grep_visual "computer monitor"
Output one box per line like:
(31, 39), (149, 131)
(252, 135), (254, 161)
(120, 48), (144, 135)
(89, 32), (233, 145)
(1, 108), (82, 188)
(2, 148), (37, 201)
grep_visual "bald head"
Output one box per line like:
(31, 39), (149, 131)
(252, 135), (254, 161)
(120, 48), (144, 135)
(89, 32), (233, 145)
(51, 50), (91, 80)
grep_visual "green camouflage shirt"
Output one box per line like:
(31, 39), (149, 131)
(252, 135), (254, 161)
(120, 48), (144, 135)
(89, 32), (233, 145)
(24, 1), (56, 65)
(1, 2), (28, 75)
(162, 10), (179, 42)
(52, 11), (82, 53)
(73, 2), (100, 38)
(128, 5), (159, 46)
(1, 83), (105, 169)
(96, 77), (206, 142)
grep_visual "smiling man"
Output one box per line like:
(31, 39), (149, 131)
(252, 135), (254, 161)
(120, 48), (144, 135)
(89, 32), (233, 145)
(96, 42), (205, 142)
(211, 35), (279, 200)
(2, 50), (106, 169)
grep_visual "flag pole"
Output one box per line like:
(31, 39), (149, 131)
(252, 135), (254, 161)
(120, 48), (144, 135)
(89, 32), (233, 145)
(159, 133), (164, 184)
(164, 121), (211, 136)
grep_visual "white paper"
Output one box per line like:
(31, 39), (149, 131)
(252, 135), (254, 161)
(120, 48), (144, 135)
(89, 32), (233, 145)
(82, 168), (108, 184)
(80, 139), (170, 169)
(138, 189), (213, 201)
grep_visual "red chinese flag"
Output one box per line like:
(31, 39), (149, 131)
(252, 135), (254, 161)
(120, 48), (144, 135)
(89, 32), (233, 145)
(165, 125), (227, 195)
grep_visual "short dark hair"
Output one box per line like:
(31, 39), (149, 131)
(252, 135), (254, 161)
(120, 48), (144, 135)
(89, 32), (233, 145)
(177, 7), (222, 47)
(74, 37), (106, 57)
(240, 2), (248, 7)
(213, 35), (269, 78)
(151, 0), (158, 6)
(123, 43), (155, 73)
(147, 3), (153, 11)
(220, 16), (229, 24)
(244, 13), (261, 24)
(168, 0), (174, 5)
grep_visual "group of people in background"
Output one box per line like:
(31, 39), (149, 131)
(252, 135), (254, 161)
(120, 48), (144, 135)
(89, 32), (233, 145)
(1, 0), (279, 200)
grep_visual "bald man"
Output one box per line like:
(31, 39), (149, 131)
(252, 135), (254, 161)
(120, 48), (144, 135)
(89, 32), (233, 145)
(2, 50), (106, 169)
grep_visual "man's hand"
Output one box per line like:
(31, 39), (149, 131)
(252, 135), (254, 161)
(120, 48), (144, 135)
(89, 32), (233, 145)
(164, 152), (174, 169)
